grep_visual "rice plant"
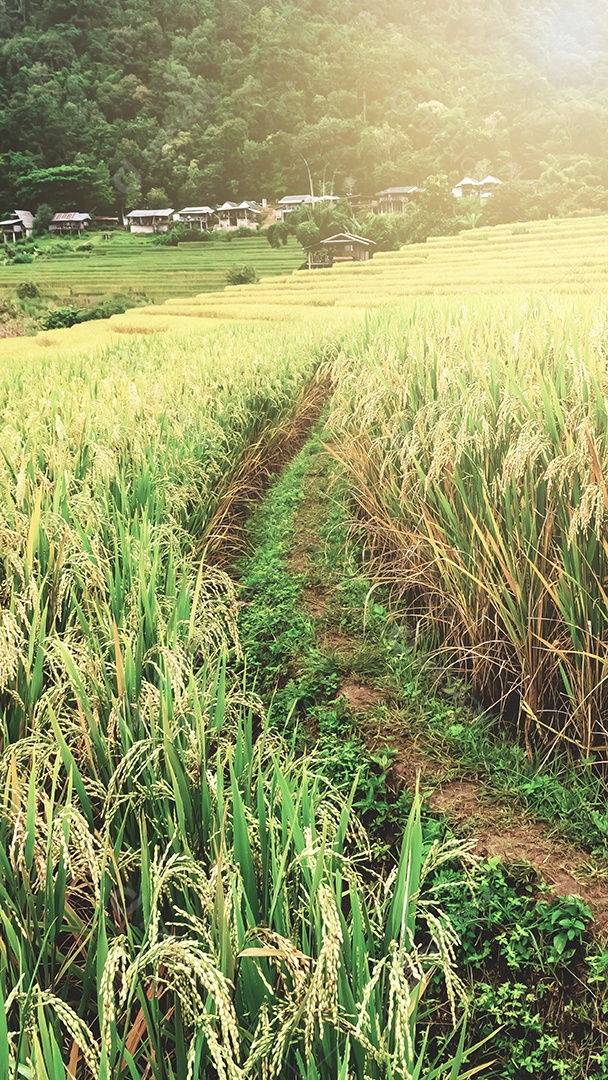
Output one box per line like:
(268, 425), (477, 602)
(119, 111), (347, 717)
(1, 629), (477, 1078)
(328, 296), (608, 766)
(0, 312), (485, 1077)
(6, 214), (607, 1075)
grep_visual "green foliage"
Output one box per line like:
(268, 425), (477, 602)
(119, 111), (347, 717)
(239, 438), (410, 835)
(32, 203), (54, 236)
(179, 226), (214, 242)
(152, 226), (181, 245)
(267, 221), (291, 247)
(39, 304), (81, 328)
(17, 162), (113, 211)
(0, 317), (489, 1076)
(15, 280), (40, 299)
(79, 292), (150, 321)
(2, 1), (608, 212)
(237, 419), (608, 1078)
(39, 293), (150, 328)
(226, 263), (259, 285)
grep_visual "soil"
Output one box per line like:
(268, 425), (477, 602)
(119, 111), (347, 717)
(287, 443), (608, 930)
(338, 679), (387, 712)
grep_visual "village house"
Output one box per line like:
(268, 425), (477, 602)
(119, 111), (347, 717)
(126, 209), (175, 234)
(452, 176), (503, 201)
(176, 206), (217, 230)
(306, 232), (376, 269)
(274, 193), (340, 222)
(275, 195), (314, 221)
(375, 187), (423, 214)
(49, 212), (91, 234)
(215, 201), (261, 230)
(345, 193), (374, 213)
(0, 210), (34, 242)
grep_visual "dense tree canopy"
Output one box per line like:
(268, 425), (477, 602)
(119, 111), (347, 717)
(0, 0), (607, 213)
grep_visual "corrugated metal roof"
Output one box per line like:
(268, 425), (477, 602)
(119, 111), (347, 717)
(126, 208), (174, 218)
(179, 206), (215, 215)
(51, 212), (91, 222)
(376, 187), (420, 196)
(216, 201), (260, 212)
(454, 176), (503, 189)
(278, 195), (313, 205)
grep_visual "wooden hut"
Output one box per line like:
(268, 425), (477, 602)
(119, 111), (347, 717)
(306, 232), (376, 269)
(215, 201), (260, 230)
(375, 186), (423, 214)
(176, 206), (217, 230)
(49, 212), (91, 234)
(0, 210), (34, 241)
(126, 209), (175, 234)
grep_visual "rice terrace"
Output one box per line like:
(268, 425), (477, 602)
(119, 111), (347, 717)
(5, 0), (608, 1075)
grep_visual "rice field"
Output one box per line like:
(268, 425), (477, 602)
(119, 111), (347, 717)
(0, 232), (302, 303)
(108, 214), (608, 325)
(328, 297), (608, 763)
(3, 215), (608, 1075)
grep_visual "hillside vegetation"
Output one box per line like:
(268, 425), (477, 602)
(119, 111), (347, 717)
(1, 0), (608, 210)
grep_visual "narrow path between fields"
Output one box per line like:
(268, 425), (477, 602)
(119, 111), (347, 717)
(281, 436), (608, 929)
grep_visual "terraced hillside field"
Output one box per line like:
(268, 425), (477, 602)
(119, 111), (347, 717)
(0, 231), (302, 304)
(108, 214), (608, 328)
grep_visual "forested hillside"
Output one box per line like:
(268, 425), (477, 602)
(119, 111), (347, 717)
(1, 0), (608, 211)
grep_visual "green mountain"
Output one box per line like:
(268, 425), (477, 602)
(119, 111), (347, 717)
(1, 0), (607, 211)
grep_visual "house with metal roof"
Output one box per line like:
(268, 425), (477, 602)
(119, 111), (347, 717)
(0, 210), (33, 241)
(452, 176), (503, 201)
(275, 195), (312, 221)
(126, 209), (175, 234)
(49, 212), (91, 234)
(375, 187), (423, 214)
(275, 193), (341, 221)
(215, 201), (260, 230)
(176, 206), (217, 230)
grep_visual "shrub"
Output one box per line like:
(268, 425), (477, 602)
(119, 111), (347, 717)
(78, 293), (150, 322)
(75, 241), (93, 252)
(179, 227), (214, 242)
(226, 264), (258, 285)
(39, 305), (81, 329)
(153, 228), (180, 246)
(45, 241), (73, 255)
(234, 224), (259, 237)
(32, 203), (54, 236)
(16, 281), (40, 299)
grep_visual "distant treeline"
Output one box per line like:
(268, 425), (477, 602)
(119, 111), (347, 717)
(1, 0), (608, 213)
